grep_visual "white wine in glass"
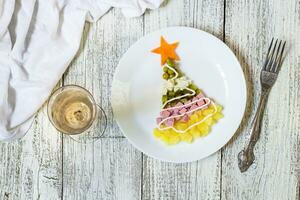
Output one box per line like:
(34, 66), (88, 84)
(47, 85), (107, 141)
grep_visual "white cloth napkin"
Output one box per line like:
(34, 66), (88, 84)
(0, 0), (163, 141)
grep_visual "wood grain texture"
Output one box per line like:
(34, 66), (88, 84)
(143, 156), (221, 200)
(63, 8), (144, 138)
(1, 1), (300, 200)
(222, 0), (300, 199)
(62, 8), (144, 199)
(142, 1), (224, 200)
(0, 106), (62, 200)
(62, 138), (142, 200)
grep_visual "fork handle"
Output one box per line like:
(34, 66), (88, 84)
(238, 89), (270, 172)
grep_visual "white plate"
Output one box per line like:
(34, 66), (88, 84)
(111, 27), (246, 163)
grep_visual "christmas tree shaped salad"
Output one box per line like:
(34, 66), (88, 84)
(152, 36), (224, 145)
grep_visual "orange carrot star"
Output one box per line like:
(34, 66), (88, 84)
(151, 36), (180, 65)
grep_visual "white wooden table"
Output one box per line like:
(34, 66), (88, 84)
(1, 1), (299, 199)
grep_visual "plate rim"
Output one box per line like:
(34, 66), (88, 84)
(111, 26), (247, 163)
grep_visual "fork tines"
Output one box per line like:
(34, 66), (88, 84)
(263, 38), (286, 73)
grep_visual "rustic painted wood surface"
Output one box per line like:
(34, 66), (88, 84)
(0, 107), (62, 199)
(0, 0), (299, 200)
(142, 1), (223, 200)
(222, 1), (300, 200)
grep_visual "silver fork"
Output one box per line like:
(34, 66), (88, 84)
(238, 39), (286, 172)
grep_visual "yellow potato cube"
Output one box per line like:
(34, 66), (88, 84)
(213, 112), (224, 121)
(168, 135), (180, 145)
(190, 127), (201, 138)
(198, 115), (204, 122)
(161, 134), (169, 144)
(164, 130), (173, 138)
(170, 131), (179, 138)
(216, 105), (223, 112)
(197, 110), (202, 117)
(181, 133), (193, 143)
(205, 117), (215, 126)
(209, 104), (215, 110)
(188, 119), (195, 126)
(199, 124), (210, 136)
(153, 129), (163, 138)
(197, 122), (203, 129)
(175, 122), (188, 131)
(202, 109), (214, 116)
(191, 114), (198, 122)
(179, 133), (186, 140)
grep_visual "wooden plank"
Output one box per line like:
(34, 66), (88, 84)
(143, 156), (221, 200)
(62, 8), (144, 199)
(62, 138), (142, 200)
(0, 106), (62, 200)
(142, 0), (224, 199)
(63, 9), (144, 138)
(222, 0), (300, 199)
(144, 0), (224, 37)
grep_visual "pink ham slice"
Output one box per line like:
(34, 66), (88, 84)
(173, 102), (183, 113)
(157, 94), (210, 127)
(165, 118), (174, 127)
(156, 117), (162, 125)
(171, 110), (181, 121)
(196, 93), (205, 99)
(184, 100), (192, 109)
(199, 99), (208, 109)
(187, 104), (198, 116)
(179, 108), (187, 114)
(190, 104), (198, 111)
(160, 110), (171, 118)
(196, 99), (205, 107)
(181, 114), (189, 122)
(192, 97), (198, 104)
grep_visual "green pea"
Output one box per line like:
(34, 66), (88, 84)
(168, 69), (175, 75)
(162, 95), (167, 103)
(169, 74), (175, 79)
(170, 102), (176, 107)
(176, 90), (183, 96)
(168, 91), (175, 97)
(189, 84), (198, 91)
(163, 73), (169, 80)
(180, 98), (188, 103)
(196, 89), (202, 94)
(166, 58), (175, 67)
(163, 67), (168, 72)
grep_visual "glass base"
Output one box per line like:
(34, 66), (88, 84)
(68, 104), (107, 144)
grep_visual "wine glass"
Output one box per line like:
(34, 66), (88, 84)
(47, 85), (107, 143)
